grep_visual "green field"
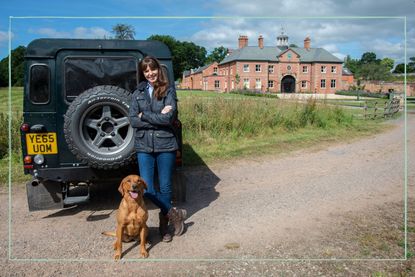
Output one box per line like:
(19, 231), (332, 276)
(0, 87), (400, 185)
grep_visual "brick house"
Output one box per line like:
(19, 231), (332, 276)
(180, 62), (225, 91)
(182, 31), (354, 94)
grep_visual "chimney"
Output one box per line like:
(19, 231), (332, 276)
(304, 36), (311, 50)
(238, 35), (248, 48)
(258, 35), (264, 49)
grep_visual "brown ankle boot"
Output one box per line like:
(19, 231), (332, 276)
(159, 212), (172, 242)
(167, 207), (187, 236)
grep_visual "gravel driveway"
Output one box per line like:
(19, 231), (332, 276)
(1, 113), (414, 276)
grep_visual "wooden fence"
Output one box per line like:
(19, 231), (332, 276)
(363, 97), (401, 119)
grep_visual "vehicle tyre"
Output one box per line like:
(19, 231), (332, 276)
(64, 85), (135, 169)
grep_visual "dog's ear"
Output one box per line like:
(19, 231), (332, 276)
(118, 179), (126, 196)
(139, 178), (147, 190)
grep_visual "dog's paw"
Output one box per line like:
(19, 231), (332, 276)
(114, 253), (121, 260)
(141, 250), (149, 258)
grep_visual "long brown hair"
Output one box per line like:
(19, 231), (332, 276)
(138, 56), (168, 100)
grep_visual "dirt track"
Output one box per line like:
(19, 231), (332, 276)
(1, 114), (414, 276)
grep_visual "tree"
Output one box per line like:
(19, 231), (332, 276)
(380, 57), (394, 72)
(408, 57), (415, 73)
(206, 46), (228, 64)
(392, 57), (415, 74)
(147, 35), (207, 80)
(359, 62), (391, 80)
(0, 45), (26, 87)
(344, 55), (361, 75)
(111, 24), (135, 40)
(393, 63), (405, 74)
(360, 52), (378, 64)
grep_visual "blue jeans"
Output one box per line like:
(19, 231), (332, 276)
(137, 151), (176, 215)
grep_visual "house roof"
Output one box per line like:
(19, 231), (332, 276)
(219, 46), (342, 65)
(342, 67), (353, 76)
(192, 64), (212, 74)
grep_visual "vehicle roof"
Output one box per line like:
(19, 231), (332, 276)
(25, 38), (171, 59)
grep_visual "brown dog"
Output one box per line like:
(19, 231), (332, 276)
(102, 175), (149, 260)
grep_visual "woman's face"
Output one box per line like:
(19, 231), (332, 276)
(143, 65), (159, 85)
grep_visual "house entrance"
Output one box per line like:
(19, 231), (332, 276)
(281, 75), (296, 93)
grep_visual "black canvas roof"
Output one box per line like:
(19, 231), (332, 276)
(25, 38), (171, 59)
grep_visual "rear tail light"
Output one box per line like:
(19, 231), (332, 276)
(20, 123), (30, 132)
(24, 156), (34, 169)
(24, 156), (32, 164)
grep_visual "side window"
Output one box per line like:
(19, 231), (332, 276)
(29, 64), (50, 104)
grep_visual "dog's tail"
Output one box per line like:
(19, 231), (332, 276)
(101, 231), (116, 237)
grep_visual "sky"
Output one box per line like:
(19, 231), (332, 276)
(1, 0), (414, 66)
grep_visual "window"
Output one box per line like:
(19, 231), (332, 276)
(231, 80), (234, 89)
(243, 78), (250, 89)
(29, 64), (50, 104)
(331, 66), (337, 73)
(302, 66), (308, 73)
(256, 78), (261, 89)
(255, 64), (261, 72)
(321, 66), (327, 73)
(301, 80), (307, 88)
(243, 64), (249, 72)
(215, 80), (220, 89)
(321, 79), (326, 88)
(230, 68), (233, 75)
(268, 80), (274, 88)
(268, 65), (274, 73)
(64, 56), (138, 101)
(287, 65), (292, 71)
(213, 67), (218, 74)
(331, 79), (336, 88)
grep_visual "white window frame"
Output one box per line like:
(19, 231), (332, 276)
(321, 79), (326, 88)
(268, 65), (274, 73)
(268, 80), (274, 88)
(331, 79), (336, 88)
(301, 80), (307, 88)
(255, 78), (261, 89)
(214, 80), (220, 89)
(213, 67), (218, 74)
(243, 64), (249, 72)
(243, 78), (250, 89)
(302, 66), (308, 73)
(321, 65), (327, 73)
(255, 64), (261, 72)
(331, 66), (337, 73)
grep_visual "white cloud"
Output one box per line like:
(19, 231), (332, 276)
(29, 27), (110, 39)
(0, 31), (9, 43)
(185, 0), (414, 61)
(29, 28), (71, 38)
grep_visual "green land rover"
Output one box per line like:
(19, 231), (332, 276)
(20, 38), (184, 211)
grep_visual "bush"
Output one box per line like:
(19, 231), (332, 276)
(0, 112), (22, 158)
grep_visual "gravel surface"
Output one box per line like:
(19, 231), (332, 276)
(1, 113), (414, 276)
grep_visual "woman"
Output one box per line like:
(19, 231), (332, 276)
(129, 56), (186, 242)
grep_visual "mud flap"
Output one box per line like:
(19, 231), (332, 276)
(26, 179), (63, 211)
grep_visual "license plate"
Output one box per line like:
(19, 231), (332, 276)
(26, 133), (58, 155)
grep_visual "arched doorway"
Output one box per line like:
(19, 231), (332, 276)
(281, 75), (296, 93)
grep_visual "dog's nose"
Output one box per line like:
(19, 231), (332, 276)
(132, 183), (138, 190)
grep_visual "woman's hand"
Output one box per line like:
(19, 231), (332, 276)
(161, 105), (172, 114)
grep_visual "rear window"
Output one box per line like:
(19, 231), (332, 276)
(29, 64), (50, 104)
(64, 56), (138, 101)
